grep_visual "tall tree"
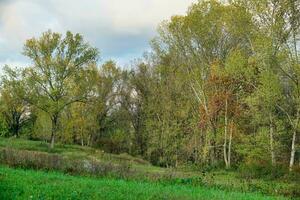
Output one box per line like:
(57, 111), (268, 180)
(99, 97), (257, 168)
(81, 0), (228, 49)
(246, 0), (300, 171)
(120, 63), (152, 156)
(152, 0), (254, 166)
(23, 30), (99, 148)
(247, 70), (283, 166)
(85, 60), (122, 148)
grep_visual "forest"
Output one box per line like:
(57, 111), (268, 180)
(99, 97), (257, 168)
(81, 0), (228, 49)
(0, 0), (299, 198)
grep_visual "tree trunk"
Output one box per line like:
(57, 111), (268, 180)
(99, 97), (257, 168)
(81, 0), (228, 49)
(289, 129), (297, 171)
(202, 129), (210, 164)
(14, 122), (20, 138)
(87, 134), (91, 147)
(228, 121), (233, 168)
(175, 149), (178, 168)
(12, 124), (19, 138)
(11, 113), (21, 138)
(289, 108), (299, 172)
(81, 128), (84, 146)
(269, 115), (276, 166)
(50, 115), (58, 149)
(50, 133), (55, 149)
(210, 124), (218, 165)
(224, 98), (228, 168)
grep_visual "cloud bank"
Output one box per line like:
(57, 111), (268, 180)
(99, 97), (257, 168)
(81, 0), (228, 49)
(0, 0), (196, 67)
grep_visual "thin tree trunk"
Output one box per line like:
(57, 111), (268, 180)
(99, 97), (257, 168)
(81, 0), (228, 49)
(210, 124), (218, 165)
(289, 2), (299, 172)
(87, 134), (91, 147)
(289, 108), (299, 172)
(277, 106), (299, 171)
(228, 121), (233, 168)
(203, 129), (210, 164)
(289, 129), (297, 171)
(224, 98), (229, 168)
(15, 120), (20, 138)
(81, 128), (84, 146)
(175, 149), (178, 168)
(269, 115), (276, 166)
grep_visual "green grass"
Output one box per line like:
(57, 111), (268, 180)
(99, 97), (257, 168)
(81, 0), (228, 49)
(0, 166), (288, 200)
(0, 137), (298, 199)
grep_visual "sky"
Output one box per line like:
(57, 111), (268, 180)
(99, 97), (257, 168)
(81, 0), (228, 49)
(0, 0), (196, 68)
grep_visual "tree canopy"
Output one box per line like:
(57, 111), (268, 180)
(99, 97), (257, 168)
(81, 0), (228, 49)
(1, 0), (299, 173)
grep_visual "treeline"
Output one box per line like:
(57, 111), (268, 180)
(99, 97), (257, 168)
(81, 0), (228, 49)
(0, 0), (300, 173)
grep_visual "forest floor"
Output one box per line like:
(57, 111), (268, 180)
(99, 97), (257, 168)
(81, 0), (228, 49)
(0, 137), (299, 199)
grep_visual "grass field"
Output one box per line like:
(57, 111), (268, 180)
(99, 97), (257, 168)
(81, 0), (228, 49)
(0, 137), (298, 199)
(0, 166), (288, 200)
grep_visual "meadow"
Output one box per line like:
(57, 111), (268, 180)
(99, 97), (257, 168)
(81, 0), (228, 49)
(0, 166), (288, 200)
(0, 137), (299, 199)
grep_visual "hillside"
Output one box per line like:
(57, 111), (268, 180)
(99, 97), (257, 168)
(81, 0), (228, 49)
(0, 137), (299, 199)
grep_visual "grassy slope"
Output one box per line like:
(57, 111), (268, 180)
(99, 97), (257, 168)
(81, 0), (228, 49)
(0, 137), (298, 199)
(0, 166), (287, 200)
(0, 137), (165, 175)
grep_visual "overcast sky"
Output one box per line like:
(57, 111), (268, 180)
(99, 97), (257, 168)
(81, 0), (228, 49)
(0, 0), (196, 68)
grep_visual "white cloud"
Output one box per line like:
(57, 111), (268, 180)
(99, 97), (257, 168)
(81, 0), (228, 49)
(0, 0), (196, 66)
(107, 0), (195, 33)
(1, 1), (61, 47)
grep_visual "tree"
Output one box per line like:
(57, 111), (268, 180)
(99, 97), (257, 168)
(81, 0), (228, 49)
(152, 0), (254, 166)
(247, 70), (283, 166)
(0, 66), (31, 137)
(246, 0), (300, 171)
(119, 63), (152, 156)
(23, 30), (99, 148)
(64, 102), (98, 146)
(93, 61), (122, 144)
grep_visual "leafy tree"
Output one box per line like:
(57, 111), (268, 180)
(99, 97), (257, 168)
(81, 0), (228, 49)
(151, 0), (254, 166)
(246, 0), (300, 171)
(23, 30), (99, 148)
(0, 66), (31, 137)
(93, 61), (122, 144)
(247, 70), (283, 166)
(119, 63), (152, 156)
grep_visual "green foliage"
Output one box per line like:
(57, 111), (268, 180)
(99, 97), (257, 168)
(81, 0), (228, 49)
(239, 161), (288, 180)
(22, 30), (99, 148)
(0, 66), (31, 137)
(0, 118), (8, 137)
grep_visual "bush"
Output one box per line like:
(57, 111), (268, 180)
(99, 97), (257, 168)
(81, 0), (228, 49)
(0, 148), (63, 170)
(238, 161), (288, 180)
(0, 148), (133, 179)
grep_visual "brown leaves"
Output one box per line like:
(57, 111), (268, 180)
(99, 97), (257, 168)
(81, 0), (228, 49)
(199, 64), (244, 130)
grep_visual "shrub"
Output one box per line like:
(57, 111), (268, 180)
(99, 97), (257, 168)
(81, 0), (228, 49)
(0, 148), (64, 170)
(0, 148), (133, 179)
(238, 161), (288, 180)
